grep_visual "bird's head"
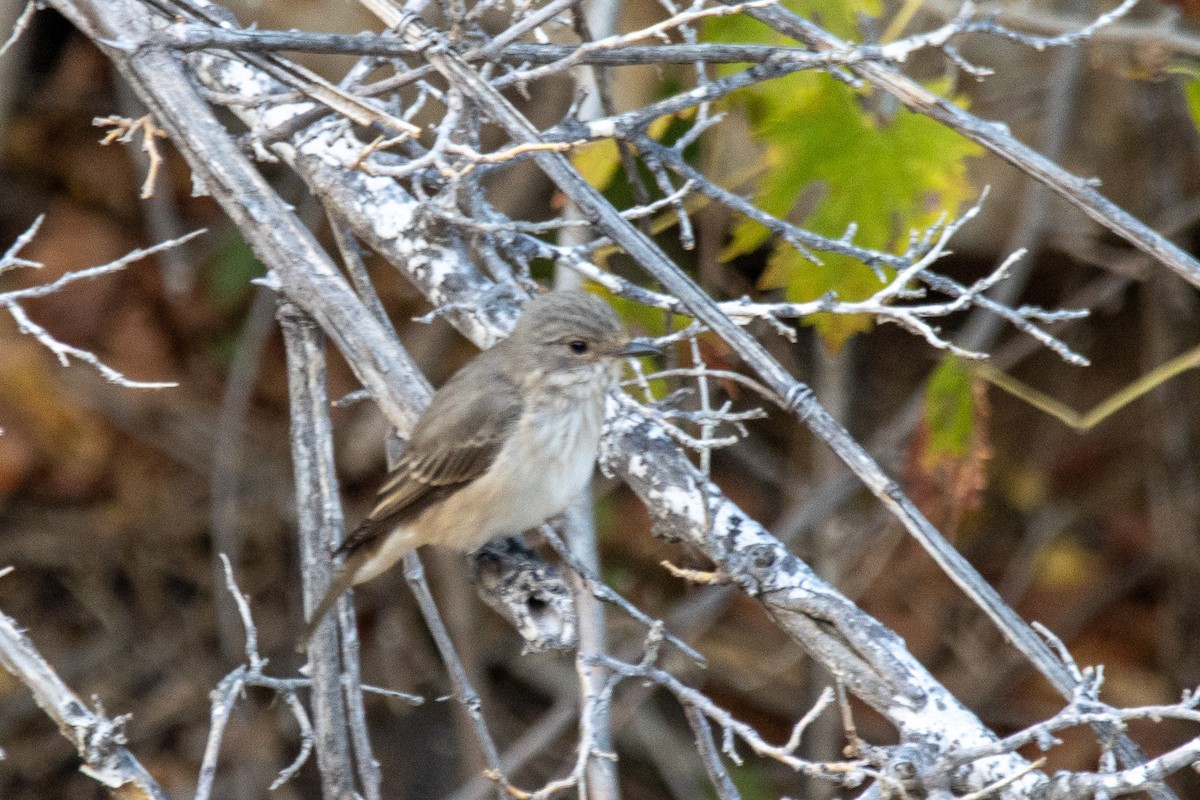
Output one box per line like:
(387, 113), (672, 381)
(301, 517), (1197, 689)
(508, 290), (661, 391)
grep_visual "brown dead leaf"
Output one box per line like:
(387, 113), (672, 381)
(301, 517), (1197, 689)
(904, 378), (992, 538)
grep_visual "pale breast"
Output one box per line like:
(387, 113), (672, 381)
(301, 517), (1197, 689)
(426, 389), (604, 550)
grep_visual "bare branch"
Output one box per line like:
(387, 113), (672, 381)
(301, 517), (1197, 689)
(6, 305), (178, 390)
(0, 226), (205, 305)
(541, 524), (705, 664)
(593, 651), (868, 786)
(0, 221), (203, 389)
(0, 605), (169, 800)
(0, 1), (35, 60)
(926, 0), (1200, 59)
(156, 22), (883, 66)
(281, 303), (357, 800)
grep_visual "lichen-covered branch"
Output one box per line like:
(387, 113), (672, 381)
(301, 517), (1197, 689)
(470, 537), (577, 652)
(177, 33), (1034, 794)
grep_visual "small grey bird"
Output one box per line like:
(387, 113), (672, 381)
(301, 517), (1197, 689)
(298, 290), (659, 651)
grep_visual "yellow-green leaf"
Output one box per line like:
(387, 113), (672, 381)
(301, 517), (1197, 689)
(924, 357), (975, 460)
(571, 139), (621, 190)
(1186, 78), (1200, 132)
(761, 246), (883, 349)
(709, 68), (981, 348)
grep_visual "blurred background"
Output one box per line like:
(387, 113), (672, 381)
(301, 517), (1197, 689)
(2, 0), (1200, 798)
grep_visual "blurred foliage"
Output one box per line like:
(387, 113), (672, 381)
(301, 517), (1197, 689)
(1034, 535), (1097, 591)
(699, 3), (983, 349)
(207, 233), (264, 313)
(1186, 77), (1200, 126)
(714, 762), (773, 800)
(571, 138), (624, 195)
(206, 233), (266, 366)
(906, 356), (991, 532)
(924, 357), (976, 461)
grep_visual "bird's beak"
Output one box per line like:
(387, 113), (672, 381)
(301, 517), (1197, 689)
(611, 339), (663, 358)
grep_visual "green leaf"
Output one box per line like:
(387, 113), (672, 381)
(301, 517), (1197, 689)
(706, 762), (773, 800)
(1186, 78), (1200, 132)
(705, 0), (881, 51)
(924, 357), (975, 460)
(207, 234), (264, 313)
(728, 75), (982, 255)
(705, 64), (981, 347)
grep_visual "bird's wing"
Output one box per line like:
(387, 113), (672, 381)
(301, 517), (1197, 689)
(337, 363), (523, 556)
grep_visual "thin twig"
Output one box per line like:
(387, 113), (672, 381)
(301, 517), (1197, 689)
(95, 114), (168, 199)
(541, 525), (705, 665)
(0, 224), (204, 388)
(404, 551), (510, 800)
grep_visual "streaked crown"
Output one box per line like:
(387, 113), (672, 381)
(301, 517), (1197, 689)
(510, 290), (624, 345)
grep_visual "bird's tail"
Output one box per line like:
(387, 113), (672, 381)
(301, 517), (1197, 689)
(295, 552), (368, 655)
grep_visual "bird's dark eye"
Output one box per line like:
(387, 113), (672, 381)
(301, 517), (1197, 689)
(568, 340), (589, 354)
